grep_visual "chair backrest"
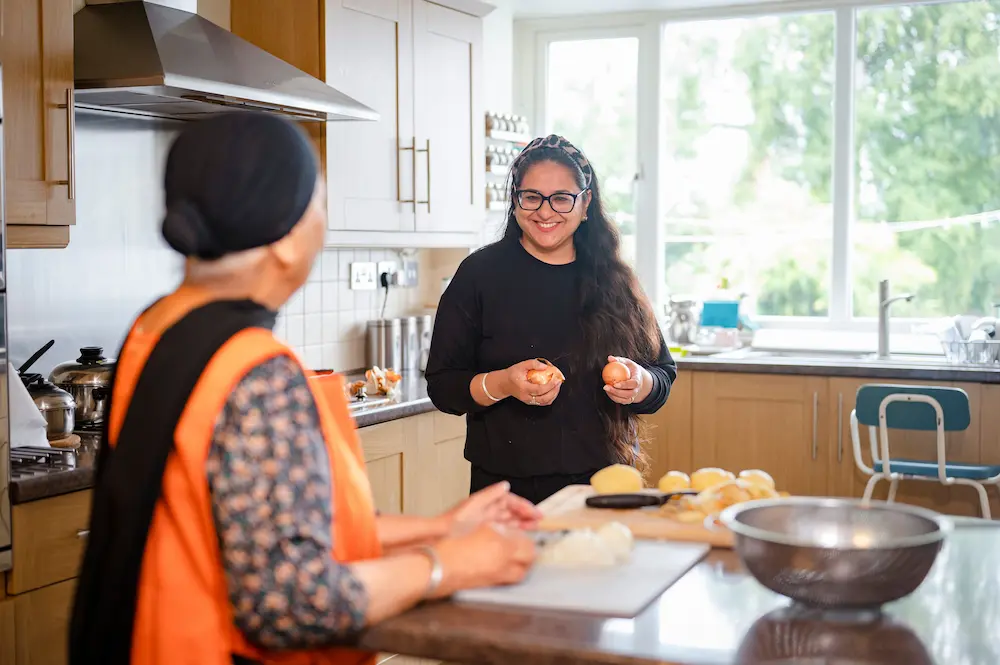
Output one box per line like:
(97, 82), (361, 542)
(855, 384), (970, 432)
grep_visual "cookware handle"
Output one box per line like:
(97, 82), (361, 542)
(18, 340), (55, 375)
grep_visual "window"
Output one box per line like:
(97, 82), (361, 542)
(546, 37), (639, 264)
(852, 1), (1000, 318)
(532, 0), (1000, 326)
(660, 14), (835, 316)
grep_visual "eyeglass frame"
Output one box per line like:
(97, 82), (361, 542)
(514, 188), (590, 214)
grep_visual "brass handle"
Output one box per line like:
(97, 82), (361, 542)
(837, 393), (844, 463)
(416, 139), (431, 212)
(811, 391), (819, 460)
(55, 88), (76, 200)
(76, 529), (89, 539)
(398, 137), (416, 210)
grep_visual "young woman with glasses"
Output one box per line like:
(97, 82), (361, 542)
(425, 134), (677, 504)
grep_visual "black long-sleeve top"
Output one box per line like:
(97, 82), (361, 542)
(425, 239), (677, 477)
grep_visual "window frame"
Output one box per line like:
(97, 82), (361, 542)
(516, 0), (963, 333)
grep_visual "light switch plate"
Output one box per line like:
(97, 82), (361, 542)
(350, 262), (377, 290)
(400, 260), (419, 287)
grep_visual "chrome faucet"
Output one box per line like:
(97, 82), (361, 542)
(877, 279), (914, 359)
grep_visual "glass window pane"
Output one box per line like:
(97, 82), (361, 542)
(547, 38), (639, 265)
(852, 1), (1000, 318)
(661, 14), (835, 316)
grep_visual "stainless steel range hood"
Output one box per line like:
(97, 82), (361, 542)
(73, 0), (378, 122)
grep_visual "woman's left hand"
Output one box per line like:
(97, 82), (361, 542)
(443, 481), (542, 533)
(603, 356), (653, 406)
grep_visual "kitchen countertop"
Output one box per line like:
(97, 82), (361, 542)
(10, 374), (436, 503)
(678, 353), (1000, 383)
(360, 520), (1000, 665)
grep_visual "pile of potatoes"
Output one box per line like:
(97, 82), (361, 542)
(590, 464), (789, 523)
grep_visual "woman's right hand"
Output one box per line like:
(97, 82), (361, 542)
(501, 359), (562, 406)
(432, 523), (536, 596)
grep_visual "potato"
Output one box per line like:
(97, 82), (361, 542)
(657, 470), (691, 493)
(690, 467), (735, 493)
(591, 464), (644, 494)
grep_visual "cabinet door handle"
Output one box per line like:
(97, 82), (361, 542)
(76, 529), (89, 539)
(416, 138), (431, 212)
(837, 393), (844, 463)
(398, 137), (416, 210)
(55, 88), (76, 200)
(812, 391), (819, 460)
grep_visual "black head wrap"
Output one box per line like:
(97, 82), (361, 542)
(161, 111), (319, 259)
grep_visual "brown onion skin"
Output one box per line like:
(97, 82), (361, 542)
(602, 361), (630, 385)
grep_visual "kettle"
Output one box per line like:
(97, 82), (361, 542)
(22, 373), (76, 440)
(665, 297), (700, 345)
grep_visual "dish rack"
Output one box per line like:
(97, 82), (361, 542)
(941, 340), (1000, 365)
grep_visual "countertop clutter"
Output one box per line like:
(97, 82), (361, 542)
(10, 372), (435, 504)
(360, 523), (1000, 665)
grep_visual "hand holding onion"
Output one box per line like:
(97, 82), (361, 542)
(602, 356), (652, 405)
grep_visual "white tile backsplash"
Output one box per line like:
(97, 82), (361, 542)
(6, 115), (456, 376)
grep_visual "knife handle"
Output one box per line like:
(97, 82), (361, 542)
(585, 491), (694, 510)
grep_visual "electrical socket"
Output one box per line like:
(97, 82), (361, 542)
(350, 262), (377, 290)
(376, 261), (398, 287)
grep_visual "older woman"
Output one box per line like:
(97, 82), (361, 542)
(69, 112), (538, 665)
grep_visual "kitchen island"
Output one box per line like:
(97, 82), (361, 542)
(360, 520), (1000, 665)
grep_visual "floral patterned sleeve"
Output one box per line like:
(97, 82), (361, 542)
(205, 354), (370, 651)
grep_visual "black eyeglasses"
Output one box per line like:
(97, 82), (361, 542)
(515, 188), (589, 214)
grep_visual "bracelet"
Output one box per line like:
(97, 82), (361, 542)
(416, 546), (444, 599)
(482, 372), (502, 403)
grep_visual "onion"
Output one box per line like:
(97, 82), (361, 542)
(602, 361), (630, 385)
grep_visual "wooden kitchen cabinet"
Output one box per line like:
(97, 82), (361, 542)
(0, 598), (14, 665)
(690, 372), (830, 497)
(13, 579), (74, 665)
(640, 371), (693, 484)
(231, 0), (490, 249)
(357, 411), (471, 516)
(1, 0), (76, 249)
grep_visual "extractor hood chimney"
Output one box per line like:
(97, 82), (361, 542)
(73, 0), (378, 122)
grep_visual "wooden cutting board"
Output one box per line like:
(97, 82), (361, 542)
(454, 539), (709, 618)
(536, 485), (735, 548)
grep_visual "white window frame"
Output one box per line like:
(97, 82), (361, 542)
(515, 0), (957, 334)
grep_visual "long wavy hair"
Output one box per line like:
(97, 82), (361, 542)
(501, 145), (661, 469)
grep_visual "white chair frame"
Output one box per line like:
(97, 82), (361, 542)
(850, 392), (1000, 519)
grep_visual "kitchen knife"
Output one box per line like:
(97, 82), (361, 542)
(585, 490), (697, 510)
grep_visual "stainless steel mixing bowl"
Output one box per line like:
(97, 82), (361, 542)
(721, 497), (951, 609)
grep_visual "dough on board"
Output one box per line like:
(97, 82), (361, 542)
(538, 522), (635, 568)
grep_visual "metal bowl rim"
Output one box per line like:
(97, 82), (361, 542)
(720, 497), (953, 550)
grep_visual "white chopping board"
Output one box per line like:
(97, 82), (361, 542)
(453, 539), (709, 618)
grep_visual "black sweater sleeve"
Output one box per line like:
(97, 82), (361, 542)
(425, 260), (487, 417)
(628, 328), (677, 415)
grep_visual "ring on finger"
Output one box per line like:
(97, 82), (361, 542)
(529, 395), (538, 406)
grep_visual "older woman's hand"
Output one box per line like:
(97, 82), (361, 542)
(445, 481), (542, 532)
(603, 356), (653, 406)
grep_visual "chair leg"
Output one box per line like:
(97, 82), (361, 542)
(972, 483), (991, 520)
(863, 476), (881, 503)
(887, 477), (899, 503)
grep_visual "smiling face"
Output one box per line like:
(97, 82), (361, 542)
(514, 160), (591, 264)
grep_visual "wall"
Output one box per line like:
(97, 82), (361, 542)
(6, 114), (431, 377)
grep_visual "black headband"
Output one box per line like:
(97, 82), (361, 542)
(511, 134), (593, 187)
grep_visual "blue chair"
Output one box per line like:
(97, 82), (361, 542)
(850, 384), (1000, 519)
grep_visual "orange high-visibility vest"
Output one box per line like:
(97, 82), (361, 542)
(107, 291), (382, 665)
